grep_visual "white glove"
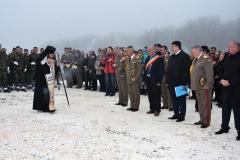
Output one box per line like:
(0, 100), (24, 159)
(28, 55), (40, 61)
(31, 62), (36, 65)
(24, 68), (27, 72)
(14, 61), (18, 66)
(41, 60), (46, 65)
(7, 67), (10, 73)
(72, 65), (77, 69)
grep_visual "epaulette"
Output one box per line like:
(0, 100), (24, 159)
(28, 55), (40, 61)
(202, 54), (209, 59)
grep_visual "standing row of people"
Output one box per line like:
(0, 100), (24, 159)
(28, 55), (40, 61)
(0, 46), (43, 92)
(1, 40), (239, 141)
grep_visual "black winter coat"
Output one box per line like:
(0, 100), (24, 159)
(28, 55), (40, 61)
(33, 47), (55, 112)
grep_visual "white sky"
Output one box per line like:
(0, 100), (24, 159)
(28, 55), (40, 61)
(0, 0), (239, 51)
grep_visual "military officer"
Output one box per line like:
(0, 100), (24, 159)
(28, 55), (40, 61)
(115, 48), (128, 107)
(190, 45), (214, 128)
(126, 46), (142, 112)
(160, 46), (173, 111)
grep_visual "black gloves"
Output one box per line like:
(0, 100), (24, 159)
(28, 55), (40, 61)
(45, 46), (56, 54)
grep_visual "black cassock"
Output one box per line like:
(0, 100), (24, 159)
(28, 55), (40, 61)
(33, 46), (55, 112)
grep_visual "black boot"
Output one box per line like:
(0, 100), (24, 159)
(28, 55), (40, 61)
(3, 87), (11, 93)
(237, 131), (240, 141)
(215, 128), (229, 135)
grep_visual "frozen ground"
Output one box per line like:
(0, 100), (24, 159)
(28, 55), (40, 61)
(0, 88), (239, 160)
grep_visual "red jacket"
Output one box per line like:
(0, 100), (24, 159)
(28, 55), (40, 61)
(104, 53), (116, 74)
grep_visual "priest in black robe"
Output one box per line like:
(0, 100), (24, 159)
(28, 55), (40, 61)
(33, 46), (56, 112)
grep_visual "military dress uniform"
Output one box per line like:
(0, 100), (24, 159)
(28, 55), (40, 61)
(126, 53), (142, 111)
(190, 53), (214, 127)
(161, 54), (173, 110)
(115, 52), (128, 106)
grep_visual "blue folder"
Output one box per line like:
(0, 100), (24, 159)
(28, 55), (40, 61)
(175, 86), (189, 97)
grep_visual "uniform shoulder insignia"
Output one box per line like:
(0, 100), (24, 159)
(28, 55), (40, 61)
(203, 54), (209, 59)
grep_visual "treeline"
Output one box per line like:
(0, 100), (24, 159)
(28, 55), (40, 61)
(44, 16), (240, 52)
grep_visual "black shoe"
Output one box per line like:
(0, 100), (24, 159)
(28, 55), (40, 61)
(237, 132), (240, 141)
(121, 104), (127, 107)
(15, 87), (20, 92)
(3, 88), (11, 93)
(49, 110), (56, 113)
(105, 94), (110, 96)
(126, 108), (133, 111)
(131, 108), (139, 112)
(194, 121), (202, 125)
(115, 103), (122, 105)
(176, 118), (185, 122)
(215, 128), (229, 135)
(212, 98), (218, 102)
(168, 115), (179, 120)
(146, 111), (154, 114)
(21, 88), (27, 92)
(169, 108), (174, 111)
(201, 124), (209, 128)
(110, 93), (115, 96)
(161, 106), (168, 109)
(154, 111), (160, 116)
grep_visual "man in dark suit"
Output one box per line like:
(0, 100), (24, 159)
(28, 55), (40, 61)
(215, 41), (240, 141)
(166, 41), (191, 122)
(145, 46), (165, 116)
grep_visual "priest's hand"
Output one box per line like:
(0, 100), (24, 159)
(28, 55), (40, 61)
(47, 57), (54, 65)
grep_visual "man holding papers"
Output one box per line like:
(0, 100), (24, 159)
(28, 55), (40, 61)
(166, 41), (191, 122)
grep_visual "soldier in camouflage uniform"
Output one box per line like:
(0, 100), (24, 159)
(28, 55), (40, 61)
(0, 48), (10, 92)
(115, 48), (128, 106)
(28, 47), (39, 89)
(7, 48), (16, 90)
(23, 49), (31, 89)
(61, 47), (74, 88)
(8, 46), (27, 91)
(126, 46), (142, 112)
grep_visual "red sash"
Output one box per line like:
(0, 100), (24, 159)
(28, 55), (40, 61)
(145, 55), (160, 70)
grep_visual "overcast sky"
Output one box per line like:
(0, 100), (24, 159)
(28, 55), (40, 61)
(0, 0), (239, 51)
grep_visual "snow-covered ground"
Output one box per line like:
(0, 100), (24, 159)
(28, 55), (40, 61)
(0, 88), (239, 160)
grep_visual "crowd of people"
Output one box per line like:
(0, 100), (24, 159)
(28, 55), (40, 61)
(0, 40), (239, 141)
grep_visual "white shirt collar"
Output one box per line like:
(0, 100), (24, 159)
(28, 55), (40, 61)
(175, 50), (181, 55)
